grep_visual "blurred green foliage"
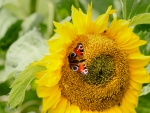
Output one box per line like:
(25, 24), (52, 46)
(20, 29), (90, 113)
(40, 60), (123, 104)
(0, 0), (150, 113)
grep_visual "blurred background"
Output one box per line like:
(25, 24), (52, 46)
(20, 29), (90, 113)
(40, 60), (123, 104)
(0, 0), (150, 113)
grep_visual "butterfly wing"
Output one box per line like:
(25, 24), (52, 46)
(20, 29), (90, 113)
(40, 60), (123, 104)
(68, 43), (88, 75)
(74, 43), (84, 58)
(78, 62), (88, 75)
(69, 62), (88, 75)
(68, 43), (84, 62)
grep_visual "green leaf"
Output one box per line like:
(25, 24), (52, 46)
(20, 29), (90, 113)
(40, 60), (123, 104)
(52, 0), (75, 20)
(38, 23), (47, 35)
(8, 64), (46, 108)
(0, 20), (22, 51)
(19, 13), (44, 36)
(0, 0), (11, 8)
(4, 0), (30, 18)
(136, 93), (150, 113)
(79, 0), (115, 19)
(120, 0), (150, 19)
(5, 29), (48, 79)
(133, 24), (150, 55)
(0, 70), (5, 83)
(130, 13), (150, 26)
(0, 8), (17, 39)
(0, 56), (5, 69)
(74, 0), (123, 20)
(37, 0), (55, 38)
(146, 63), (150, 74)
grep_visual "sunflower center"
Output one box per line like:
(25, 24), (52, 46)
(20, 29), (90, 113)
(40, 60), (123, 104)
(84, 55), (115, 85)
(59, 34), (130, 111)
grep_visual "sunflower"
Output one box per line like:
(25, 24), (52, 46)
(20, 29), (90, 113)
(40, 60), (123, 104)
(35, 4), (150, 113)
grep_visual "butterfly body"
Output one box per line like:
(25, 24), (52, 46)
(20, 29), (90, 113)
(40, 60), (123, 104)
(68, 43), (88, 75)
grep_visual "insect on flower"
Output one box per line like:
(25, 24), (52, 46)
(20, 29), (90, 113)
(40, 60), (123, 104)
(68, 43), (88, 75)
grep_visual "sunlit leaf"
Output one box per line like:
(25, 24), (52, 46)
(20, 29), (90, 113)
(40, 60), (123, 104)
(4, 4), (24, 19)
(8, 64), (46, 108)
(17, 0), (30, 14)
(140, 84), (150, 96)
(120, 0), (150, 19)
(4, 0), (30, 19)
(130, 13), (150, 26)
(5, 29), (48, 79)
(0, 0), (11, 8)
(19, 13), (44, 36)
(0, 8), (17, 39)
(37, 0), (55, 38)
(146, 63), (150, 74)
(0, 70), (5, 83)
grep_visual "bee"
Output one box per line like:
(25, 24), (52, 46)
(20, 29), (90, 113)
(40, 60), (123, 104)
(68, 43), (88, 75)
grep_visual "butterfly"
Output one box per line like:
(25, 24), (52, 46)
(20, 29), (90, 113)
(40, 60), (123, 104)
(68, 43), (88, 75)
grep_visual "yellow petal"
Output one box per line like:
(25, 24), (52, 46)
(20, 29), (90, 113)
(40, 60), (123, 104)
(42, 89), (61, 112)
(48, 48), (67, 59)
(128, 53), (150, 68)
(37, 84), (59, 97)
(107, 108), (116, 113)
(45, 59), (63, 71)
(64, 101), (71, 113)
(124, 89), (139, 107)
(130, 79), (142, 91)
(94, 6), (116, 34)
(109, 105), (122, 113)
(48, 97), (68, 113)
(54, 21), (77, 42)
(86, 4), (93, 34)
(38, 54), (63, 70)
(73, 4), (93, 34)
(130, 74), (150, 83)
(81, 110), (92, 113)
(38, 71), (61, 87)
(99, 110), (109, 113)
(35, 70), (47, 79)
(130, 67), (150, 83)
(121, 97), (136, 113)
(47, 37), (68, 56)
(121, 40), (146, 50)
(70, 105), (81, 113)
(106, 105), (122, 113)
(130, 67), (148, 75)
(123, 48), (139, 54)
(120, 103), (130, 113)
(72, 5), (88, 34)
(105, 16), (117, 39)
(115, 28), (133, 46)
(106, 19), (129, 39)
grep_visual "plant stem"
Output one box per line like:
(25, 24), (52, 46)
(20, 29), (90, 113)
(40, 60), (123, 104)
(30, 0), (37, 14)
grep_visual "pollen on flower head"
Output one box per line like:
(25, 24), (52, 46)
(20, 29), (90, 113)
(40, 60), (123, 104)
(59, 34), (130, 111)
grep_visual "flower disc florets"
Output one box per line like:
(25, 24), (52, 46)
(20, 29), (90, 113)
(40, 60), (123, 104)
(59, 34), (130, 111)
